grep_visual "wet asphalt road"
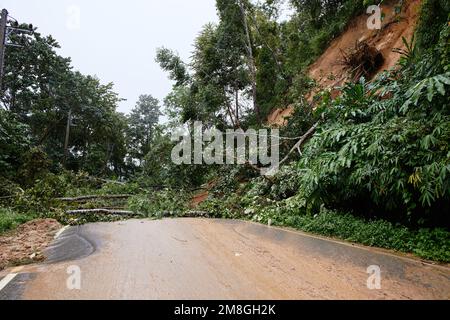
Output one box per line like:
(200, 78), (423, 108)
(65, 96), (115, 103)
(0, 219), (449, 300)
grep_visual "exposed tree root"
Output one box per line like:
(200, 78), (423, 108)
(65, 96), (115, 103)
(341, 41), (385, 81)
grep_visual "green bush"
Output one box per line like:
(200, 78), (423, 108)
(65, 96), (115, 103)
(98, 181), (141, 195)
(13, 174), (67, 214)
(0, 110), (30, 180)
(413, 228), (450, 262)
(128, 189), (190, 218)
(415, 0), (450, 50)
(291, 43), (450, 225)
(18, 147), (52, 187)
(0, 207), (35, 234)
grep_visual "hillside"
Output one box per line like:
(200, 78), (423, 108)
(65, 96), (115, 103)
(269, 0), (422, 126)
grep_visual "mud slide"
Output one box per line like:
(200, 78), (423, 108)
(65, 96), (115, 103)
(268, 0), (422, 126)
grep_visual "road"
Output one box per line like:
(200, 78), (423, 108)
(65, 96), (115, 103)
(0, 218), (449, 300)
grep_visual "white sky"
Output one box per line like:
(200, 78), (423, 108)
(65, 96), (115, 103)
(2, 0), (219, 114)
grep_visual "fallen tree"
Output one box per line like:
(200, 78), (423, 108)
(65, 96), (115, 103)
(57, 194), (133, 202)
(66, 209), (135, 215)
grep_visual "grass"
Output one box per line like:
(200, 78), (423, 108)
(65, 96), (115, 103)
(0, 207), (35, 234)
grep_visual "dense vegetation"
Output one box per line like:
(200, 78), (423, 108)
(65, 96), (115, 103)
(0, 0), (449, 262)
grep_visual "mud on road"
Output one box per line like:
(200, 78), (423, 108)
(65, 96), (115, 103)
(0, 219), (61, 271)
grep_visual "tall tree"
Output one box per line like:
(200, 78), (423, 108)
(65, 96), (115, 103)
(127, 95), (162, 165)
(216, 0), (261, 124)
(1, 23), (127, 177)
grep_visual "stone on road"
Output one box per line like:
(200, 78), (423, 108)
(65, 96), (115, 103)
(1, 219), (449, 300)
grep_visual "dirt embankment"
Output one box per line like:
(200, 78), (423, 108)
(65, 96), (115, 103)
(0, 219), (61, 271)
(268, 0), (422, 126)
(309, 0), (421, 88)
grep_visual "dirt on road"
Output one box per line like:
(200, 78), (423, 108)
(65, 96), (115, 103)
(1, 219), (448, 300)
(0, 219), (61, 271)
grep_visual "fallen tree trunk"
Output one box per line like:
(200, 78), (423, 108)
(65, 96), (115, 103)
(57, 194), (133, 202)
(66, 209), (135, 215)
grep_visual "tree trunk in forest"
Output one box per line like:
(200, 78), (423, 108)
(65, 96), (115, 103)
(235, 89), (240, 127)
(57, 194), (132, 202)
(224, 86), (237, 128)
(63, 109), (72, 167)
(238, 0), (261, 124)
(66, 209), (134, 216)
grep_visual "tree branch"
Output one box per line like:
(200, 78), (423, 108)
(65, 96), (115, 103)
(278, 122), (320, 167)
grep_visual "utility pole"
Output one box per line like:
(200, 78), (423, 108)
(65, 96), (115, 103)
(0, 9), (8, 92)
(0, 9), (33, 95)
(63, 109), (72, 167)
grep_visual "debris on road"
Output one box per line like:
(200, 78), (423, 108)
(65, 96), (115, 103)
(0, 219), (61, 271)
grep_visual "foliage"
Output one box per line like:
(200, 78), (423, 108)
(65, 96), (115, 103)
(18, 147), (52, 187)
(43, 208), (136, 226)
(126, 95), (162, 170)
(393, 36), (418, 67)
(415, 0), (450, 50)
(0, 110), (30, 179)
(97, 182), (142, 196)
(128, 190), (190, 218)
(2, 23), (127, 179)
(295, 41), (449, 223)
(13, 174), (67, 214)
(155, 48), (190, 86)
(401, 72), (450, 111)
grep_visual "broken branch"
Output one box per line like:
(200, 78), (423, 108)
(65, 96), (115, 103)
(278, 122), (320, 167)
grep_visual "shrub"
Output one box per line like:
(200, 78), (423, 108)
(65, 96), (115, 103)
(18, 147), (52, 187)
(128, 189), (189, 218)
(13, 174), (67, 214)
(0, 207), (35, 234)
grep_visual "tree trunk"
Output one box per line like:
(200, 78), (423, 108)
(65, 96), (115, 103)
(63, 109), (72, 167)
(66, 209), (134, 216)
(235, 89), (241, 127)
(224, 86), (237, 128)
(238, 0), (261, 124)
(57, 194), (133, 203)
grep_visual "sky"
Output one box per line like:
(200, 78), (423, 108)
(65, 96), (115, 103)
(2, 0), (219, 114)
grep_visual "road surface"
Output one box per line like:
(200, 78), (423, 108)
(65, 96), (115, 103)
(0, 218), (449, 300)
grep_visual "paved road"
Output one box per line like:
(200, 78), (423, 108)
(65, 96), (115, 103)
(0, 219), (449, 300)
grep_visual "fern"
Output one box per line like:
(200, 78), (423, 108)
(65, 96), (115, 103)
(401, 72), (450, 113)
(393, 36), (417, 65)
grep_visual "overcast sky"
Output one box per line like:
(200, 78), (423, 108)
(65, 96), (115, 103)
(2, 0), (219, 114)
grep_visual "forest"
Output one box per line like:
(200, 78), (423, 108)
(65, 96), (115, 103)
(0, 0), (449, 262)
